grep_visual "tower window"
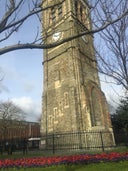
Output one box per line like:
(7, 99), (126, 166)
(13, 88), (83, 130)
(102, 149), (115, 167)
(75, 0), (78, 16)
(64, 92), (69, 107)
(58, 4), (62, 18)
(80, 6), (83, 21)
(51, 8), (56, 23)
(59, 101), (63, 114)
(49, 116), (53, 126)
(54, 70), (60, 81)
(53, 107), (58, 120)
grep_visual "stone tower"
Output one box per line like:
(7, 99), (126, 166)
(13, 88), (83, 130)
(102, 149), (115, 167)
(40, 0), (114, 148)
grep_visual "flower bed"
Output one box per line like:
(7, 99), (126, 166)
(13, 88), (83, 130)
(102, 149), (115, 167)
(0, 152), (128, 169)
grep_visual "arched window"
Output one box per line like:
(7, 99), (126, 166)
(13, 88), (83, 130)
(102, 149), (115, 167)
(80, 6), (83, 21)
(53, 107), (58, 120)
(58, 4), (62, 18)
(51, 7), (56, 23)
(75, 0), (78, 16)
(90, 87), (102, 126)
(64, 92), (69, 107)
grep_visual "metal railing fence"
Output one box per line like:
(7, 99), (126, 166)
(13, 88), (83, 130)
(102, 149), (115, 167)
(41, 131), (115, 154)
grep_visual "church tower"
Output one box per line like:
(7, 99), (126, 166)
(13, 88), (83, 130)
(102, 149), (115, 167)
(40, 0), (114, 148)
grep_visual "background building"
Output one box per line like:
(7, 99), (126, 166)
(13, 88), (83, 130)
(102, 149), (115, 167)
(0, 120), (40, 150)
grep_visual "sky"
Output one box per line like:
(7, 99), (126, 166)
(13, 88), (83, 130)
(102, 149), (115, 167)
(0, 0), (123, 122)
(0, 0), (43, 122)
(0, 49), (43, 122)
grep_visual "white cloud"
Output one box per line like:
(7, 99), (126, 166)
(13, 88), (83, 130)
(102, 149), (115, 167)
(11, 96), (41, 122)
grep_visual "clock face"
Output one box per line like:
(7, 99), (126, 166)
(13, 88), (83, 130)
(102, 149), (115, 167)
(82, 35), (88, 43)
(52, 32), (62, 41)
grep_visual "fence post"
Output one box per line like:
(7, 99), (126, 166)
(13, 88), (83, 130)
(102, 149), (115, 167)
(52, 133), (55, 154)
(100, 131), (105, 152)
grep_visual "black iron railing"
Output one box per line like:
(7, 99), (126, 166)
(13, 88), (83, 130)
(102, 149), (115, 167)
(41, 131), (115, 154)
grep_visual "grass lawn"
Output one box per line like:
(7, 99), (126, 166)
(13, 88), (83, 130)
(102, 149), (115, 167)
(0, 161), (128, 171)
(0, 146), (127, 160)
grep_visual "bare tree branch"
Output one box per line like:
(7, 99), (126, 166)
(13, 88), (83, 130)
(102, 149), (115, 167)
(0, 0), (127, 54)
(95, 8), (128, 91)
(0, 0), (128, 93)
(0, 100), (25, 139)
(0, 7), (128, 56)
